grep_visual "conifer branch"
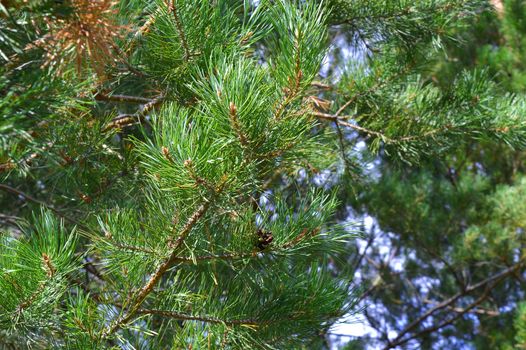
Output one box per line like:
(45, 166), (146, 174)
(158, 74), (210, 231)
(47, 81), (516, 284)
(16, 255), (56, 313)
(95, 93), (153, 104)
(334, 61), (416, 118)
(382, 261), (524, 350)
(335, 1), (470, 26)
(101, 202), (211, 337)
(102, 178), (228, 338)
(16, 281), (47, 313)
(229, 102), (249, 148)
(166, 0), (191, 61)
(133, 308), (268, 326)
(314, 111), (523, 145)
(103, 93), (165, 130)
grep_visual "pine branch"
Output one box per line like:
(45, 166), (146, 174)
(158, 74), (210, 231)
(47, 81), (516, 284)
(16, 255), (56, 313)
(133, 308), (267, 327)
(103, 93), (165, 130)
(382, 260), (524, 350)
(101, 178), (228, 338)
(335, 0), (473, 26)
(334, 61), (416, 118)
(312, 112), (395, 142)
(95, 93), (153, 104)
(386, 289), (491, 349)
(101, 202), (210, 337)
(166, 0), (191, 61)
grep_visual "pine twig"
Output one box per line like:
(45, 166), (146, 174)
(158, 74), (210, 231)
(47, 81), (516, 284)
(166, 0), (191, 61)
(95, 93), (153, 104)
(133, 309), (267, 327)
(103, 93), (165, 131)
(101, 178), (228, 338)
(312, 112), (396, 142)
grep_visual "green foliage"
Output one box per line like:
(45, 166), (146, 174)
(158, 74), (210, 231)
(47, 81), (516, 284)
(0, 210), (78, 344)
(0, 1), (355, 348)
(4, 0), (526, 349)
(335, 1), (526, 348)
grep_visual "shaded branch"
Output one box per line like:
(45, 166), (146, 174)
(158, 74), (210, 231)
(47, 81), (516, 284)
(386, 288), (492, 349)
(95, 93), (153, 104)
(382, 261), (524, 350)
(103, 93), (165, 131)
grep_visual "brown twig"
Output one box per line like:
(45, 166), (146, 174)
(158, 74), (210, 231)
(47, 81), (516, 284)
(312, 112), (396, 142)
(95, 93), (153, 104)
(103, 93), (165, 130)
(381, 261), (524, 350)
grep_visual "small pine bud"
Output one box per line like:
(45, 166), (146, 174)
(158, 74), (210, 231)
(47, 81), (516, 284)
(0, 160), (16, 172)
(296, 69), (303, 82)
(240, 31), (253, 45)
(184, 159), (193, 168)
(162, 146), (173, 162)
(229, 102), (237, 116)
(42, 253), (56, 277)
(104, 230), (113, 239)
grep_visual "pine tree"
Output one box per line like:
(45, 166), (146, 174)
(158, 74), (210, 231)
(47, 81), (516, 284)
(331, 1), (526, 349)
(2, 0), (526, 349)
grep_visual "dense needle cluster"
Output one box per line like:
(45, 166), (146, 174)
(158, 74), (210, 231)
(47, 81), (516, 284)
(3, 0), (526, 349)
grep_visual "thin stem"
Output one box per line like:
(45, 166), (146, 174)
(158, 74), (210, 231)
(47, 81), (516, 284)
(95, 93), (153, 104)
(134, 308), (267, 326)
(0, 184), (84, 227)
(167, 0), (191, 61)
(382, 261), (524, 350)
(313, 112), (396, 142)
(103, 93), (165, 130)
(334, 119), (352, 175)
